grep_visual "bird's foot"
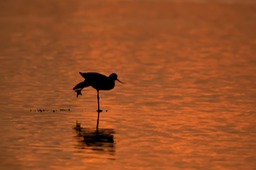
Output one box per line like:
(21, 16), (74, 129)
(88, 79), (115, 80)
(75, 90), (82, 98)
(96, 109), (103, 113)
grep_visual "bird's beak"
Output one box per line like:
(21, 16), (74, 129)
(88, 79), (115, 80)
(117, 79), (124, 84)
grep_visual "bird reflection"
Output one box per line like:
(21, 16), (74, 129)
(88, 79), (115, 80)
(74, 121), (115, 153)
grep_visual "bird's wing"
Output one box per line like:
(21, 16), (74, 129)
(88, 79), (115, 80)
(79, 72), (106, 80)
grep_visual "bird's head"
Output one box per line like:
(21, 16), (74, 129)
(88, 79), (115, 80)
(109, 73), (124, 84)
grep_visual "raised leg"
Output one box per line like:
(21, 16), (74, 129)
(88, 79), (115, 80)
(73, 81), (91, 98)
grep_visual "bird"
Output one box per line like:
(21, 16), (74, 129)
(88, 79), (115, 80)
(73, 72), (123, 132)
(73, 72), (123, 98)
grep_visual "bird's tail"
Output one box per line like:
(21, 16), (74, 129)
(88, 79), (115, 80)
(73, 81), (89, 98)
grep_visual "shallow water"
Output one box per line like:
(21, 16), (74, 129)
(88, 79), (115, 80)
(0, 0), (256, 170)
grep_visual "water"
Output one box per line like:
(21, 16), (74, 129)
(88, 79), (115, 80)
(0, 0), (256, 169)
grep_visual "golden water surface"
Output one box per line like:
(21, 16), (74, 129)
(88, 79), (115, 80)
(0, 0), (256, 170)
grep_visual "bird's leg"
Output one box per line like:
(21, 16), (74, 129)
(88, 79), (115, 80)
(96, 90), (102, 133)
(97, 90), (101, 112)
(97, 92), (103, 112)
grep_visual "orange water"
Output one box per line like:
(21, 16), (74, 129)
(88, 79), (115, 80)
(0, 1), (256, 170)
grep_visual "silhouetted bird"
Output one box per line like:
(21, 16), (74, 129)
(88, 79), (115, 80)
(73, 72), (123, 132)
(73, 72), (122, 97)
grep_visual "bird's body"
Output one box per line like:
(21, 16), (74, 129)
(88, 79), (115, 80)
(73, 72), (121, 97)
